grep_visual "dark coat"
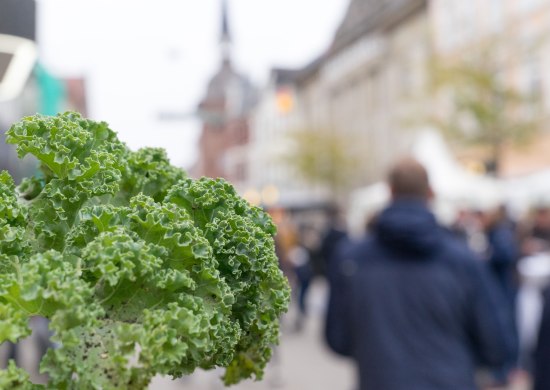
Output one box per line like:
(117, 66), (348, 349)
(534, 287), (550, 390)
(486, 221), (519, 305)
(319, 225), (348, 277)
(325, 200), (515, 390)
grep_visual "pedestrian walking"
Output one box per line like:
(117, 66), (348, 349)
(482, 206), (520, 385)
(319, 206), (348, 275)
(325, 157), (515, 390)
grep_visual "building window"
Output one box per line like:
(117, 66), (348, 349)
(516, 0), (546, 14)
(488, 0), (504, 33)
(234, 162), (246, 182)
(367, 67), (379, 110)
(521, 57), (542, 98)
(454, 2), (476, 45)
(237, 124), (248, 144)
(436, 0), (476, 49)
(514, 57), (543, 120)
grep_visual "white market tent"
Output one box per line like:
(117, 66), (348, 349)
(412, 131), (503, 210)
(503, 169), (550, 215)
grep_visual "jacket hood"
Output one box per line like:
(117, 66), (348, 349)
(374, 199), (442, 257)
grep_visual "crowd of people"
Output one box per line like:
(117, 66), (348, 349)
(276, 157), (550, 390)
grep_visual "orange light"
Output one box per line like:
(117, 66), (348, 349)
(243, 188), (261, 206)
(261, 185), (280, 206)
(275, 88), (293, 114)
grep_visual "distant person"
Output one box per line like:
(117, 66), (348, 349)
(481, 206), (520, 384)
(319, 206), (348, 274)
(482, 206), (519, 316)
(320, 206), (352, 344)
(534, 287), (550, 390)
(269, 207), (297, 279)
(325, 157), (515, 390)
(450, 208), (488, 256)
(288, 226), (316, 331)
(520, 206), (550, 256)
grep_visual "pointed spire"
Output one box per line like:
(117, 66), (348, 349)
(220, 0), (232, 65)
(220, 0), (231, 43)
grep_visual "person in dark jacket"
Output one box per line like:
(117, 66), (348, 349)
(483, 206), (519, 308)
(320, 206), (348, 272)
(482, 206), (520, 384)
(325, 157), (515, 390)
(534, 287), (550, 390)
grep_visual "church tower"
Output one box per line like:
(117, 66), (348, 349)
(193, 0), (257, 187)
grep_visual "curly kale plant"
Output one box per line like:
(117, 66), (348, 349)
(0, 112), (290, 389)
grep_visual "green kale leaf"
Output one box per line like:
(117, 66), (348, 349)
(0, 112), (290, 389)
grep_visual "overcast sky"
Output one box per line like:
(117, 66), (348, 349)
(37, 0), (348, 169)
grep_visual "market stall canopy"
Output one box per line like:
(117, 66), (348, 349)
(503, 169), (550, 214)
(412, 130), (503, 210)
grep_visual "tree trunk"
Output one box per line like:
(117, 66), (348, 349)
(487, 137), (502, 177)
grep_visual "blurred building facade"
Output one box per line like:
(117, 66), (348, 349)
(247, 0), (429, 208)
(247, 68), (330, 208)
(193, 0), (257, 191)
(246, 0), (550, 209)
